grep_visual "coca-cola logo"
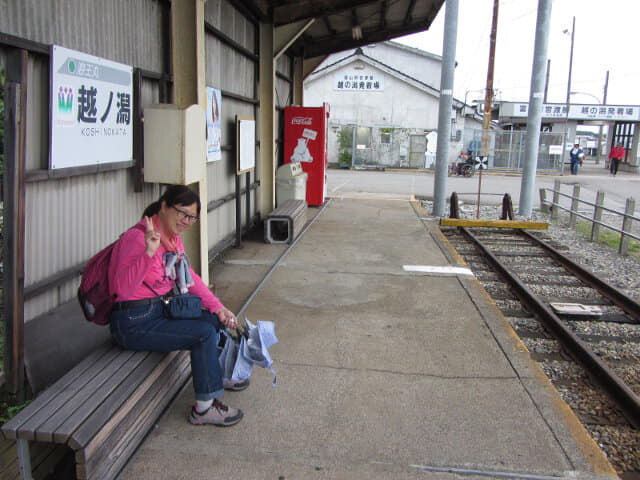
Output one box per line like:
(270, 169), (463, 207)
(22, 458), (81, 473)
(291, 116), (312, 125)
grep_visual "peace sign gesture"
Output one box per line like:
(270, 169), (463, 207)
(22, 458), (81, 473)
(144, 216), (161, 257)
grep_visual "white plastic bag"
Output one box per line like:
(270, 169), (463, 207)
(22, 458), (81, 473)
(218, 318), (278, 386)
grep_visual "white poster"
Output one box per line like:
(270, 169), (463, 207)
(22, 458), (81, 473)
(206, 87), (222, 162)
(50, 45), (133, 169)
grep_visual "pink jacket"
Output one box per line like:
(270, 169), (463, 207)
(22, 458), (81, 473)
(108, 220), (224, 313)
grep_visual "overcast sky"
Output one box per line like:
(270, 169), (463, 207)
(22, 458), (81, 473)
(396, 0), (639, 107)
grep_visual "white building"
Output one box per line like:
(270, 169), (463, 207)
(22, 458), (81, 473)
(304, 42), (483, 169)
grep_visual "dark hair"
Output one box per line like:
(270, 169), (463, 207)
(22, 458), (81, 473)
(142, 185), (201, 218)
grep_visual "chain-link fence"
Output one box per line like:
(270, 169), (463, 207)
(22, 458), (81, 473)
(462, 128), (565, 173)
(332, 124), (565, 174)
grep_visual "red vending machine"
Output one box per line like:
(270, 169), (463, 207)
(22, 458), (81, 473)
(284, 103), (330, 206)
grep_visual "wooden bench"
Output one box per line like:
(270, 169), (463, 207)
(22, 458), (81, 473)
(264, 199), (307, 244)
(1, 343), (190, 480)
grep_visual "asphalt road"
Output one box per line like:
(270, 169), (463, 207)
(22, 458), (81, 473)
(326, 159), (640, 215)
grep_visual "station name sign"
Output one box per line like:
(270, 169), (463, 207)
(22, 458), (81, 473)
(50, 45), (133, 170)
(501, 102), (640, 122)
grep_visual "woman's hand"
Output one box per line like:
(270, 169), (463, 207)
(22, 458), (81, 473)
(144, 216), (161, 257)
(215, 307), (238, 329)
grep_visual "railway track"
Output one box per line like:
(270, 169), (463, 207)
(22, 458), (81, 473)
(441, 225), (640, 479)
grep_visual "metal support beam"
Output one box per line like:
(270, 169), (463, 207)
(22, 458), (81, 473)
(16, 440), (34, 480)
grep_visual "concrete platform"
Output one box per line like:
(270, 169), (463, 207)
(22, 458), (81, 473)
(117, 197), (618, 480)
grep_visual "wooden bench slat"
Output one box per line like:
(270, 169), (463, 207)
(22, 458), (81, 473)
(69, 351), (177, 451)
(35, 349), (137, 443)
(77, 354), (190, 480)
(1, 345), (116, 441)
(93, 358), (191, 480)
(52, 351), (151, 444)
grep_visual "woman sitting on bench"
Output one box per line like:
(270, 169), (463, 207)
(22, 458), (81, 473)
(108, 185), (246, 427)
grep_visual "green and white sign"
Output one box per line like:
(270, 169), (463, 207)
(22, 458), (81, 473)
(50, 45), (133, 169)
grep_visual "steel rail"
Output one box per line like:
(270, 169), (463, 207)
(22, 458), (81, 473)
(521, 229), (640, 322)
(460, 227), (640, 429)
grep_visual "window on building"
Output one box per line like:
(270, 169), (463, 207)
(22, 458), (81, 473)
(380, 128), (392, 144)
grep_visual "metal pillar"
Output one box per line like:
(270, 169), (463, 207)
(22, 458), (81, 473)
(433, 0), (459, 217)
(519, 0), (552, 217)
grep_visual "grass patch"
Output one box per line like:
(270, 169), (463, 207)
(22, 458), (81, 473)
(0, 393), (31, 425)
(574, 220), (640, 260)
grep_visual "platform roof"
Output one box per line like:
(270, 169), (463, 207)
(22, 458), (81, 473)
(232, 0), (445, 59)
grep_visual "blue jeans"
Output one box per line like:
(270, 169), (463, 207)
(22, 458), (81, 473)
(110, 302), (225, 401)
(570, 160), (579, 175)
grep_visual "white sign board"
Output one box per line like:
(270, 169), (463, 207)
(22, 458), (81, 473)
(50, 45), (133, 169)
(549, 145), (564, 155)
(501, 102), (640, 122)
(302, 128), (317, 141)
(237, 117), (255, 174)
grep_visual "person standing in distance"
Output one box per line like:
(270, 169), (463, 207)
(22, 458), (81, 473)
(608, 142), (625, 176)
(569, 142), (584, 175)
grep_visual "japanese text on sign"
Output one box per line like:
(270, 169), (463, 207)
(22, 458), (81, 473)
(506, 102), (640, 121)
(51, 45), (133, 169)
(333, 72), (384, 91)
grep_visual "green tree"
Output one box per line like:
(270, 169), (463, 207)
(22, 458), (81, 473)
(337, 127), (353, 168)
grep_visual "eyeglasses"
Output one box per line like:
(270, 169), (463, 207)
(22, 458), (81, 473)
(171, 205), (199, 223)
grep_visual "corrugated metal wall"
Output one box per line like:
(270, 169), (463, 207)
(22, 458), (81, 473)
(1, 0), (167, 321)
(1, 0), (291, 323)
(1, 0), (166, 73)
(204, 0), (257, 249)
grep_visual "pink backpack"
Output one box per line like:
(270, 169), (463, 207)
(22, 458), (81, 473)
(78, 224), (144, 325)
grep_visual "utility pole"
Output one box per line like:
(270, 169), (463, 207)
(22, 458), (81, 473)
(598, 70), (609, 165)
(560, 16), (575, 174)
(477, 0), (499, 218)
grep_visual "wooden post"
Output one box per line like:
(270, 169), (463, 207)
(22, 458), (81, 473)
(619, 197), (636, 256)
(591, 191), (605, 242)
(449, 192), (460, 219)
(3, 50), (28, 396)
(569, 184), (580, 228)
(501, 193), (513, 220)
(551, 179), (561, 221)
